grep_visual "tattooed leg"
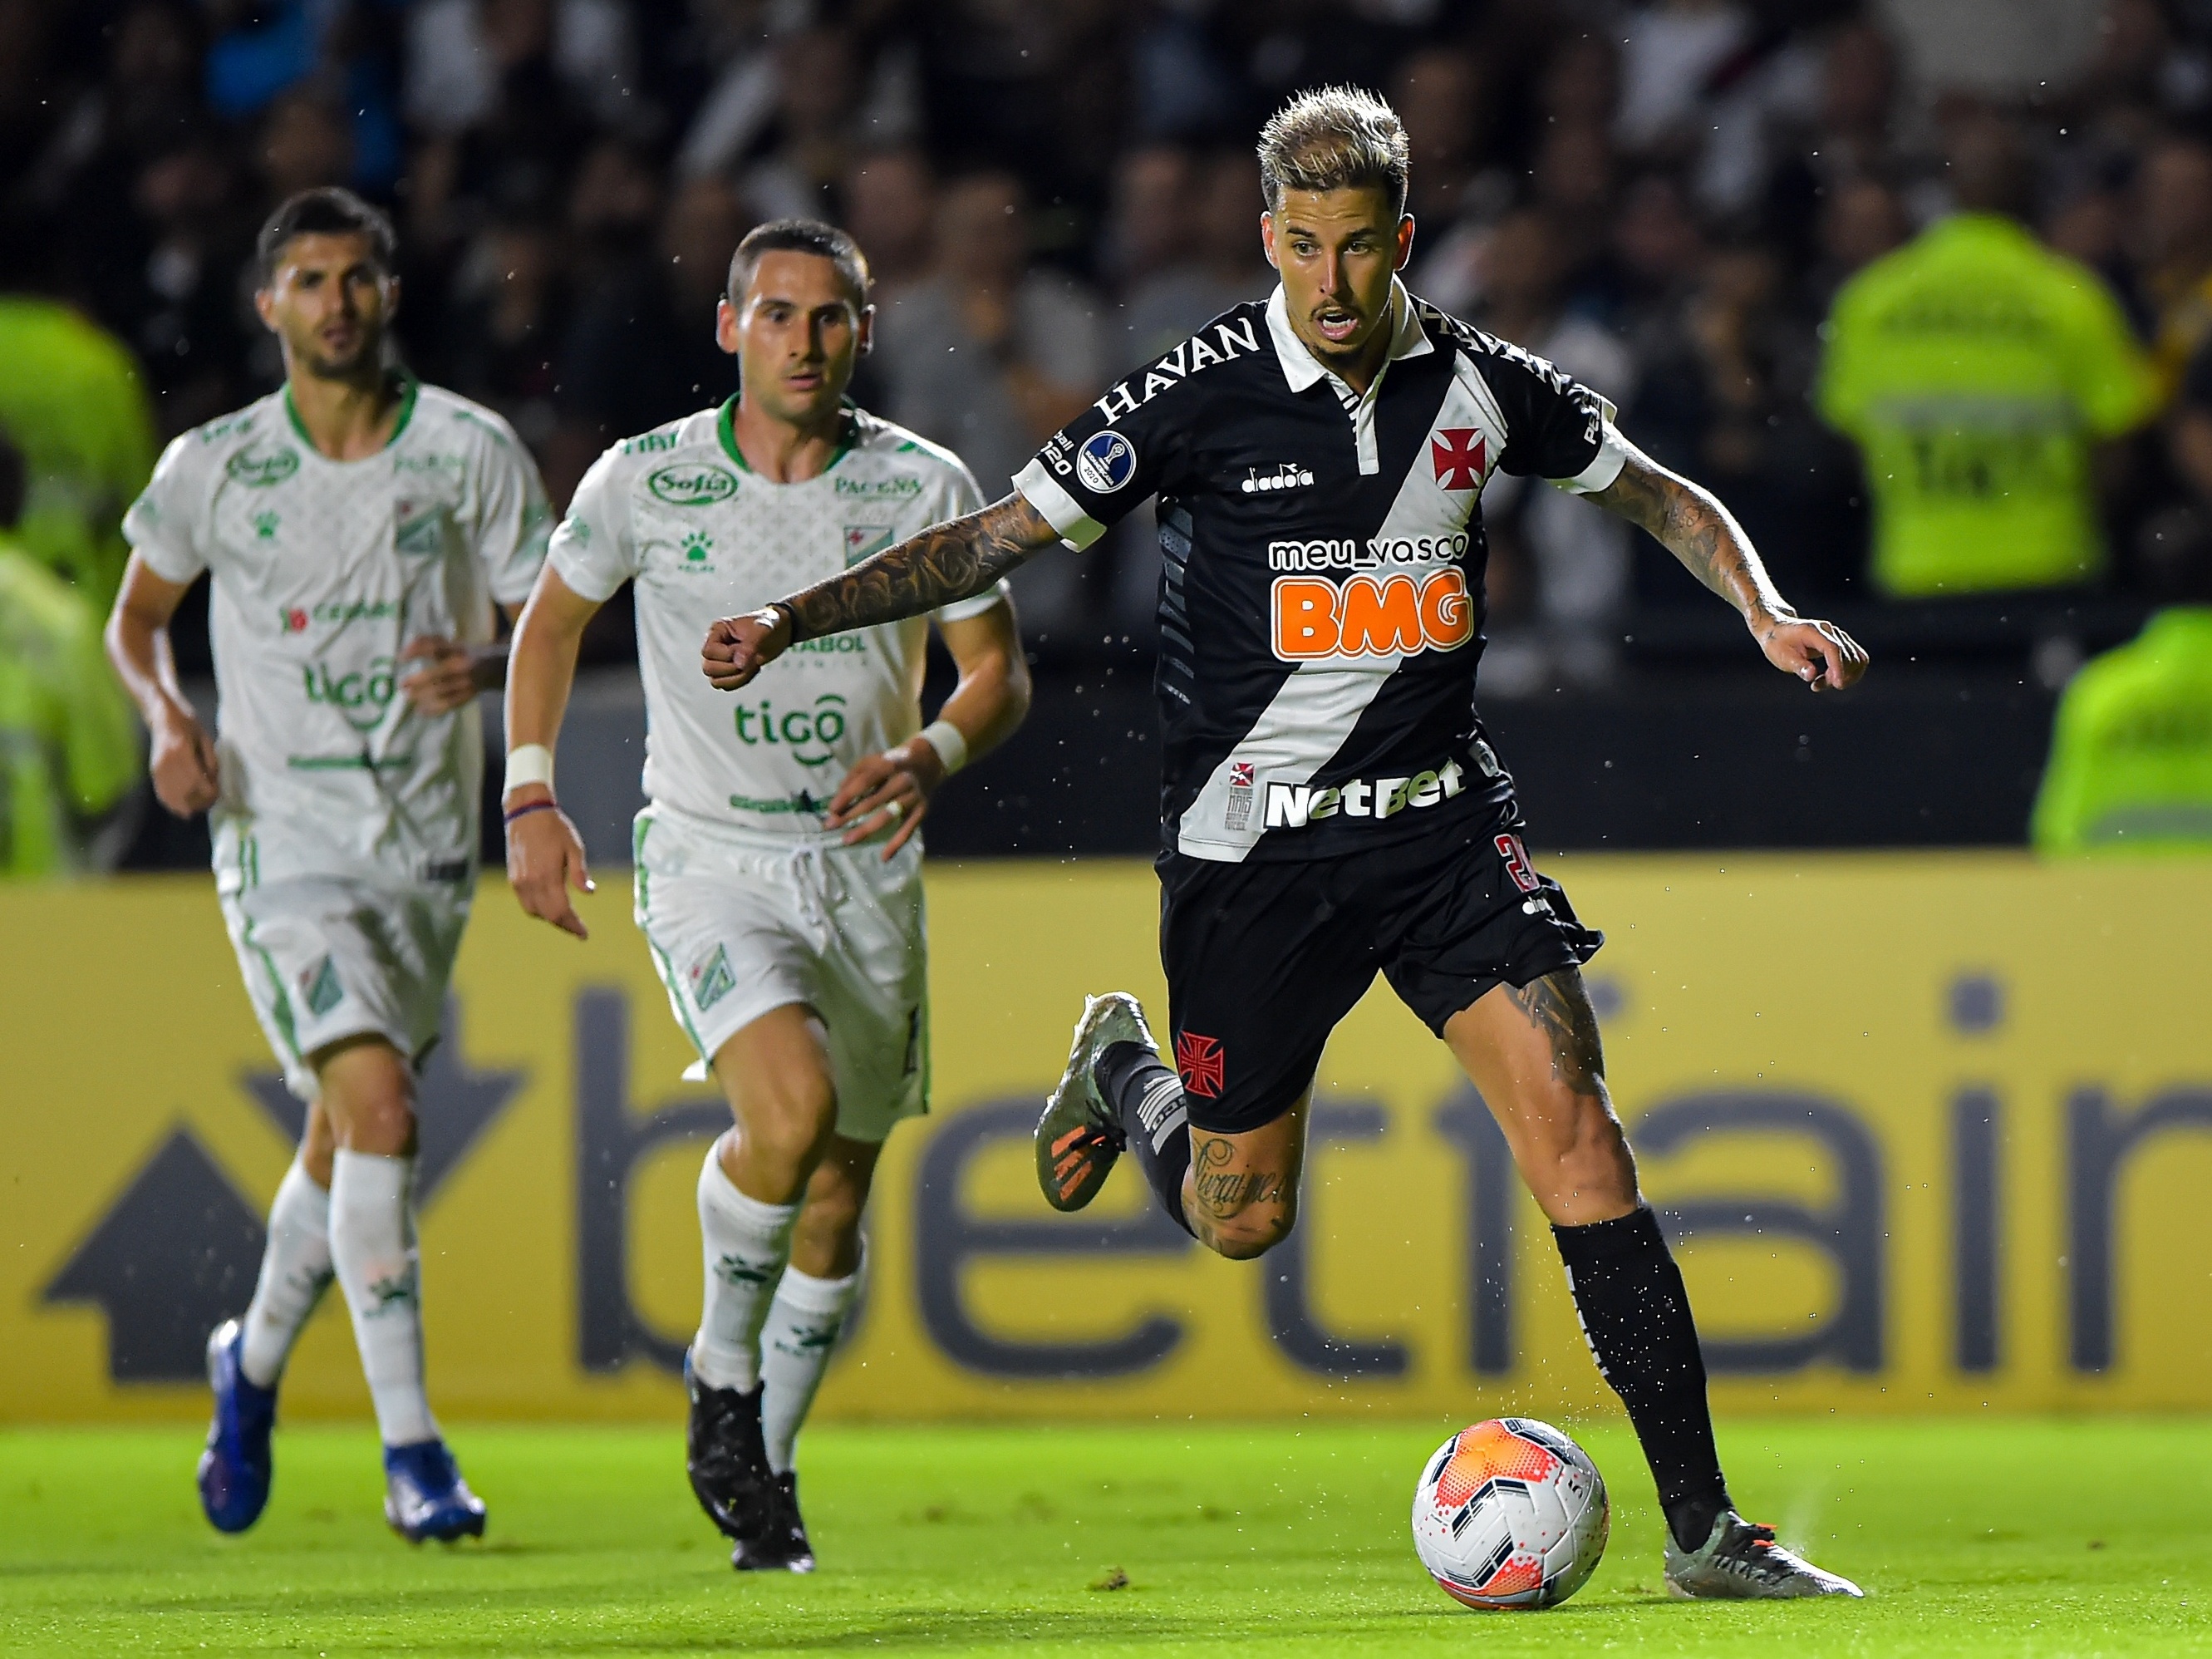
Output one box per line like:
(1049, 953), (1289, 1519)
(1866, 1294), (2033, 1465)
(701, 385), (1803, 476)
(1181, 1094), (1310, 1260)
(1443, 968), (1639, 1226)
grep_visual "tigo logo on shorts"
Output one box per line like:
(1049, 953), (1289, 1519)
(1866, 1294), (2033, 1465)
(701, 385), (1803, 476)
(1271, 570), (1475, 661)
(1175, 1031), (1226, 1098)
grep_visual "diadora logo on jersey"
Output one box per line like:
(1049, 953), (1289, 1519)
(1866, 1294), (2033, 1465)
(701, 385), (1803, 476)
(1271, 570), (1476, 661)
(1241, 463), (1313, 494)
(226, 446), (299, 487)
(1261, 758), (1472, 829)
(844, 524), (894, 564)
(1431, 428), (1487, 490)
(1092, 314), (1263, 426)
(1175, 1031), (1226, 1098)
(647, 462), (739, 505)
(1076, 430), (1138, 493)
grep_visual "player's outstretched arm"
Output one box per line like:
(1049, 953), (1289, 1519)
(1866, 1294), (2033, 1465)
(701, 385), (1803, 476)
(1588, 439), (1869, 693)
(104, 554), (220, 817)
(701, 492), (1060, 692)
(827, 596), (1035, 859)
(502, 566), (601, 939)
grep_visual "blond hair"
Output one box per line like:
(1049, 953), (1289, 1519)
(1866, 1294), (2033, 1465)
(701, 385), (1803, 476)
(1256, 86), (1411, 218)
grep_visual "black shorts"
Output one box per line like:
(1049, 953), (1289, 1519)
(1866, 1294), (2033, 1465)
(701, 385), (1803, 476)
(1156, 807), (1601, 1136)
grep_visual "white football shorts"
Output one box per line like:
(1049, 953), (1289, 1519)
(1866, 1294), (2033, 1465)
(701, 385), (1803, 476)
(219, 876), (472, 1100)
(631, 803), (929, 1145)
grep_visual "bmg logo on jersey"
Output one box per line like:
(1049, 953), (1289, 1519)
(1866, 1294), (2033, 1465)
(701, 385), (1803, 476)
(1075, 431), (1138, 494)
(1271, 570), (1476, 661)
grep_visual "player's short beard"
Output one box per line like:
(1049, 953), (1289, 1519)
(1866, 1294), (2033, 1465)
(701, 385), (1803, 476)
(295, 327), (386, 383)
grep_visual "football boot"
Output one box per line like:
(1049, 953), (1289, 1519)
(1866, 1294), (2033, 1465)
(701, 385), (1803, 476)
(198, 1318), (277, 1534)
(1664, 1511), (1863, 1599)
(732, 1471), (817, 1573)
(1034, 992), (1158, 1212)
(383, 1440), (487, 1543)
(683, 1348), (779, 1544)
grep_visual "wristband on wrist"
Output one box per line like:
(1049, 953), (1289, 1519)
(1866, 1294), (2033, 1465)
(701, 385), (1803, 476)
(917, 718), (968, 777)
(503, 799), (559, 827)
(504, 742), (553, 795)
(767, 600), (804, 643)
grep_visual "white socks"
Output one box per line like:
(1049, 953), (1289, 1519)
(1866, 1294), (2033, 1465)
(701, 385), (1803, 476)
(692, 1145), (799, 1392)
(238, 1153), (334, 1389)
(328, 1149), (438, 1447)
(760, 1254), (863, 1474)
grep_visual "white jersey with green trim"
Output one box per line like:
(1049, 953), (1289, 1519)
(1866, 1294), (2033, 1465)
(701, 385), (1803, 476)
(123, 378), (551, 891)
(550, 399), (1004, 839)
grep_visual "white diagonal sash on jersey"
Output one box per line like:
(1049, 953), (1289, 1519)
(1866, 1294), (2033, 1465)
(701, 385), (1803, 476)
(1173, 367), (1509, 861)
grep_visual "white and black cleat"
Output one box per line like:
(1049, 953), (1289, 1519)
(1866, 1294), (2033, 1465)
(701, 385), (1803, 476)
(1664, 1511), (1863, 1600)
(1033, 992), (1158, 1212)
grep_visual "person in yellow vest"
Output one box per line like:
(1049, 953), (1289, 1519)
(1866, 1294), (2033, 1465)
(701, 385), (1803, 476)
(1817, 118), (2159, 598)
(0, 427), (140, 876)
(2033, 534), (2212, 854)
(0, 294), (159, 611)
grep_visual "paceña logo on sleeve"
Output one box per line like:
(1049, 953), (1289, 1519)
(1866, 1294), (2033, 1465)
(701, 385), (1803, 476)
(1075, 431), (1138, 494)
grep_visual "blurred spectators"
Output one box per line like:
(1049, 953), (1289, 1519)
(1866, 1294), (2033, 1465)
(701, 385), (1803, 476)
(1817, 116), (2156, 598)
(0, 0), (2209, 675)
(874, 169), (1103, 636)
(0, 426), (140, 878)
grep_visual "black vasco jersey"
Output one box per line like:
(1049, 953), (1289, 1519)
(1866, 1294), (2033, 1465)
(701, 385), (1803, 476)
(1013, 279), (1630, 864)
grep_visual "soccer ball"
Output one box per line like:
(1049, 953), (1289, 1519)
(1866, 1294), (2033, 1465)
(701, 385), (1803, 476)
(1410, 1417), (1609, 1610)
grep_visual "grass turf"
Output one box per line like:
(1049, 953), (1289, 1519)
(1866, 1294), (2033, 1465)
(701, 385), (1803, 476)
(2, 1419), (2210, 1657)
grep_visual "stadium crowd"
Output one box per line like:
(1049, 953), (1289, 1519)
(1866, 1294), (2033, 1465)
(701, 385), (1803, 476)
(3, 0), (2212, 867)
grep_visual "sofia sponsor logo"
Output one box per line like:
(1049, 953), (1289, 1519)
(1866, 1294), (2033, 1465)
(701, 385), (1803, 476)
(647, 463), (739, 505)
(226, 446), (300, 487)
(1270, 570), (1475, 662)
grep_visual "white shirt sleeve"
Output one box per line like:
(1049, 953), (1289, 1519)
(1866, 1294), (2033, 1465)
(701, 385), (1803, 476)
(547, 445), (638, 602)
(121, 435), (209, 584)
(468, 416), (554, 606)
(927, 454), (1012, 623)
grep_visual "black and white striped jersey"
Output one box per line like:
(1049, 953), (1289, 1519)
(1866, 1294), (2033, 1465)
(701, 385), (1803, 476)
(1012, 279), (1630, 864)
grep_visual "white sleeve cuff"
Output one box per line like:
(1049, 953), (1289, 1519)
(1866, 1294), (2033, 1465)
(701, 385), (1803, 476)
(1553, 419), (1631, 495)
(1013, 459), (1107, 551)
(129, 534), (204, 586)
(548, 538), (624, 603)
(932, 579), (1011, 623)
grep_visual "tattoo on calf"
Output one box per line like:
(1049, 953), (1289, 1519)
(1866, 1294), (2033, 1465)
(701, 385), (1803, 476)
(1507, 972), (1606, 1095)
(788, 495), (1054, 642)
(1189, 1137), (1290, 1218)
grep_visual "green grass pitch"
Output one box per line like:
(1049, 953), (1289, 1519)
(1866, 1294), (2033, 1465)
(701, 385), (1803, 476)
(4, 1419), (2210, 1656)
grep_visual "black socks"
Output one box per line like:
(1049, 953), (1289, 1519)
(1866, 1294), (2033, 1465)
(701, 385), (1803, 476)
(1095, 1041), (1194, 1238)
(1552, 1205), (1732, 1553)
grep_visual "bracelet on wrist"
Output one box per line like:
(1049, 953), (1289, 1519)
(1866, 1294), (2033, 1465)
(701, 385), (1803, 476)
(503, 799), (560, 827)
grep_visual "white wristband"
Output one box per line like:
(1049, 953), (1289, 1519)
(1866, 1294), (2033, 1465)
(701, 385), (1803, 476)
(504, 742), (554, 795)
(917, 719), (967, 777)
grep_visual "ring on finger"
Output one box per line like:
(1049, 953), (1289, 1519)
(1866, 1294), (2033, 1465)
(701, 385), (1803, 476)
(886, 799), (904, 822)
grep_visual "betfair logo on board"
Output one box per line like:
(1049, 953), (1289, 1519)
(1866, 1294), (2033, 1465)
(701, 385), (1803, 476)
(647, 463), (739, 506)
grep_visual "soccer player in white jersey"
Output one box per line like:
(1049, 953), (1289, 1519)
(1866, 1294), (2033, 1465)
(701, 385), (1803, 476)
(502, 219), (1029, 1571)
(105, 189), (550, 1543)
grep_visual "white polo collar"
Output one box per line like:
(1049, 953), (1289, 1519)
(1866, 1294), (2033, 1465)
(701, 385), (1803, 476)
(1265, 276), (1433, 394)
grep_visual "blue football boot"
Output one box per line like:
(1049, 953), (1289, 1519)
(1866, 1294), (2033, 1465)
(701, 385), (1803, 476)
(198, 1318), (277, 1533)
(383, 1440), (487, 1543)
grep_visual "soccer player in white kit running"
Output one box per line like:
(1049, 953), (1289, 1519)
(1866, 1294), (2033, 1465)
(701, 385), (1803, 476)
(105, 189), (550, 1543)
(501, 219), (1030, 1571)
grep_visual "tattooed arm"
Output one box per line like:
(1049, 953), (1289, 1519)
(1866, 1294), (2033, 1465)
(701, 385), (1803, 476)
(702, 492), (1060, 691)
(1587, 440), (1869, 692)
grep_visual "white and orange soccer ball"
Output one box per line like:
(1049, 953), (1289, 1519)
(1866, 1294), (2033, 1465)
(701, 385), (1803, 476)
(1410, 1417), (1609, 1610)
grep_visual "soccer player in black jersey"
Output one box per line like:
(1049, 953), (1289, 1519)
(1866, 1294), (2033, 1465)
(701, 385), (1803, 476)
(704, 87), (1868, 1598)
